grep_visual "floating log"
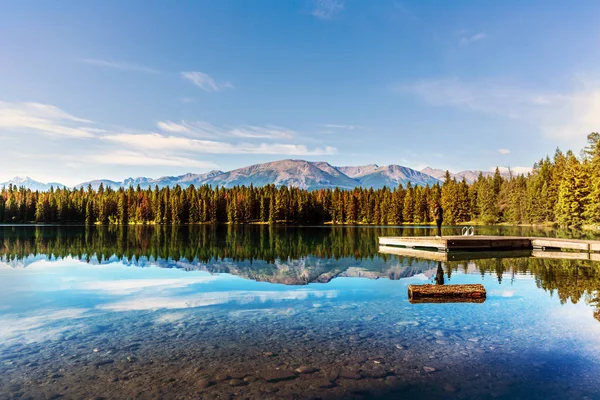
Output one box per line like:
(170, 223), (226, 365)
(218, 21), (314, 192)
(409, 297), (485, 304)
(408, 284), (486, 302)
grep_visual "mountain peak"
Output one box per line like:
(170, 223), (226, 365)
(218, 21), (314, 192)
(0, 176), (66, 191)
(3, 159), (524, 191)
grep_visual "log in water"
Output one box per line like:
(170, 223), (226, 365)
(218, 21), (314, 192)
(408, 284), (486, 302)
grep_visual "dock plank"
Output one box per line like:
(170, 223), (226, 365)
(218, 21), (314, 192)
(378, 246), (448, 262)
(532, 250), (591, 260)
(379, 235), (600, 255)
(379, 246), (533, 262)
(531, 238), (589, 251)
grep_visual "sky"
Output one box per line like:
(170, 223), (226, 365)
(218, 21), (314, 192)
(2, 0), (600, 186)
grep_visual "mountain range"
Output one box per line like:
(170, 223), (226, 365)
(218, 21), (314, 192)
(0, 159), (520, 191)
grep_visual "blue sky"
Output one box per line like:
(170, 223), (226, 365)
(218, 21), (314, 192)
(1, 0), (600, 186)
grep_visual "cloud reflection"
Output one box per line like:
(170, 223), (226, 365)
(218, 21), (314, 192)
(76, 277), (219, 295)
(0, 308), (91, 344)
(98, 290), (339, 312)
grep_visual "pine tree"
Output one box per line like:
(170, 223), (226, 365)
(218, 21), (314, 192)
(118, 191), (128, 224)
(556, 152), (589, 227)
(402, 184), (414, 223)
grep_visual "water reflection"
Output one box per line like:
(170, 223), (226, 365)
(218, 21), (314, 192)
(435, 261), (444, 285)
(1, 225), (600, 399)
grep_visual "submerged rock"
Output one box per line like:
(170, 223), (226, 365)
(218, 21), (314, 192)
(197, 378), (212, 389)
(295, 366), (318, 374)
(215, 374), (230, 381)
(260, 369), (296, 383)
(340, 370), (363, 380)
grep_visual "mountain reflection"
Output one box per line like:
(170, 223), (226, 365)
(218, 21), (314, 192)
(1, 225), (600, 311)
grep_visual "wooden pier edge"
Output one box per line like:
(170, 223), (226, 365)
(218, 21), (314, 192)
(379, 235), (600, 253)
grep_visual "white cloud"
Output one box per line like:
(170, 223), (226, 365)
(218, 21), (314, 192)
(311, 0), (344, 20)
(0, 100), (338, 182)
(401, 78), (600, 145)
(229, 125), (295, 139)
(321, 124), (361, 130)
(0, 101), (95, 138)
(102, 133), (336, 155)
(157, 120), (295, 140)
(459, 31), (487, 45)
(498, 148), (511, 154)
(157, 120), (190, 133)
(77, 58), (158, 73)
(181, 71), (233, 91)
(87, 150), (218, 168)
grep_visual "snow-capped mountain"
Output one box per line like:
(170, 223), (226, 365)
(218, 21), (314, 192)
(201, 160), (360, 190)
(420, 167), (519, 184)
(340, 164), (440, 188)
(0, 176), (66, 191)
(74, 179), (122, 190)
(3, 160), (525, 192)
(122, 170), (225, 189)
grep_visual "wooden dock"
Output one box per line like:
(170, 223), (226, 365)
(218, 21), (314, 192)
(379, 235), (600, 254)
(379, 246), (532, 262)
(379, 245), (600, 262)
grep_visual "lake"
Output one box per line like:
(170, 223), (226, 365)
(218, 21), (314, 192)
(1, 225), (600, 399)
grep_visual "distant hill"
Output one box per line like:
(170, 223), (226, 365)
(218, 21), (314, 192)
(0, 176), (66, 191)
(2, 159), (526, 192)
(420, 167), (519, 184)
(202, 160), (359, 190)
(74, 179), (122, 190)
(69, 160), (441, 191)
(340, 164), (440, 188)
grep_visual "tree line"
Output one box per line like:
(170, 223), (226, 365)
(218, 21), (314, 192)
(1, 133), (599, 227)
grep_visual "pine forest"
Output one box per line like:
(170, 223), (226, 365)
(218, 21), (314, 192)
(1, 133), (599, 228)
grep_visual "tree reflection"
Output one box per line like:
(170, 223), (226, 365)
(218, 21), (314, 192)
(1, 225), (600, 314)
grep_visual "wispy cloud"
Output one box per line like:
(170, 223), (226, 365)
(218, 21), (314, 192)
(0, 101), (95, 138)
(157, 120), (295, 140)
(230, 125), (295, 139)
(0, 100), (338, 182)
(390, 2), (421, 22)
(87, 150), (218, 168)
(311, 0), (344, 20)
(77, 58), (159, 73)
(400, 77), (600, 144)
(320, 124), (361, 130)
(181, 71), (233, 91)
(498, 148), (511, 155)
(102, 133), (336, 156)
(157, 121), (190, 133)
(457, 31), (487, 45)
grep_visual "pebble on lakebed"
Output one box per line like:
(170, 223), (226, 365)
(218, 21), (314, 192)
(295, 366), (318, 374)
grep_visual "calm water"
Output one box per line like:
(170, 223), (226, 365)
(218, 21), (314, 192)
(1, 225), (600, 400)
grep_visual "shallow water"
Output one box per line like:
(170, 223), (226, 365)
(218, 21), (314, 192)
(1, 225), (600, 399)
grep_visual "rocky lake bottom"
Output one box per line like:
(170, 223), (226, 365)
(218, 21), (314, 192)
(2, 226), (600, 399)
(2, 270), (600, 400)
